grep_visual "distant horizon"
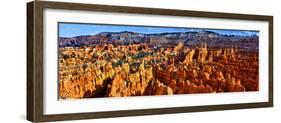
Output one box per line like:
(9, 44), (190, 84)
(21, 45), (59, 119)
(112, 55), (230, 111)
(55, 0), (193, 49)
(59, 23), (259, 38)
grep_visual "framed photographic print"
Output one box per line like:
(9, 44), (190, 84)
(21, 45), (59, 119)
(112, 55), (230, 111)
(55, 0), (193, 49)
(27, 0), (273, 122)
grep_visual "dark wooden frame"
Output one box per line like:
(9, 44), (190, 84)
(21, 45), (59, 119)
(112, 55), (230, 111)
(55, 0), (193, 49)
(27, 1), (273, 122)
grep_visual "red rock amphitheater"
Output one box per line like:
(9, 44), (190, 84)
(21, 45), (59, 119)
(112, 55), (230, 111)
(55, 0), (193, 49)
(58, 42), (259, 99)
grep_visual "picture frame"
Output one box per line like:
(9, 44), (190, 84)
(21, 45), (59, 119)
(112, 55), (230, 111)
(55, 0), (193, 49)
(27, 1), (273, 122)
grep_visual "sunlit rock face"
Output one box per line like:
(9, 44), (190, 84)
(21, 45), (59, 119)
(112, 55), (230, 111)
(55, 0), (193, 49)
(183, 49), (195, 65)
(152, 80), (173, 95)
(107, 74), (125, 97)
(197, 43), (208, 63)
(103, 61), (155, 97)
(176, 80), (213, 94)
(59, 40), (259, 99)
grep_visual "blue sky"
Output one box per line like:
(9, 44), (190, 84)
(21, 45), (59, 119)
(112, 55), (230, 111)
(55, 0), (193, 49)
(59, 23), (259, 38)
